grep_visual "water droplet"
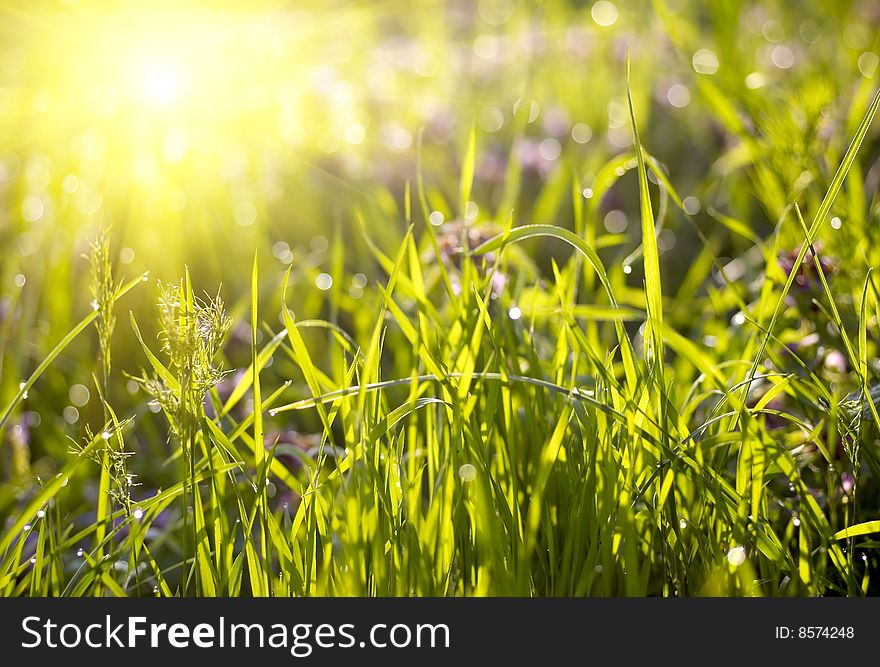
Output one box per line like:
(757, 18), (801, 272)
(682, 196), (701, 215)
(69, 383), (90, 407)
(572, 123), (593, 144)
(458, 463), (477, 483)
(770, 45), (795, 70)
(692, 48), (720, 75)
(581, 187), (594, 199)
(76, 548), (84, 557)
(315, 273), (333, 291)
(793, 517), (801, 527)
(667, 84), (691, 109)
(23, 523), (31, 532)
(429, 211), (444, 227)
(591, 1), (618, 27)
(830, 216), (842, 230)
(508, 306), (522, 320)
(90, 299), (99, 311)
(679, 519), (687, 530)
(101, 431), (112, 440)
(859, 51), (879, 79)
(745, 72), (766, 89)
(622, 264), (632, 275)
(726, 545), (747, 566)
(36, 509), (45, 519)
(30, 557), (37, 565)
(63, 405), (79, 424)
(132, 508), (144, 520)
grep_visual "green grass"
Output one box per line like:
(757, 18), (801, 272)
(3, 0), (880, 597)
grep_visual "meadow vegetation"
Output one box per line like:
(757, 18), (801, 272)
(2, 0), (880, 596)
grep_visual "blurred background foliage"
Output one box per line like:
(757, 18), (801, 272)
(2, 0), (880, 594)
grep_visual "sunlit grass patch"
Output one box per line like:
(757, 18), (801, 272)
(2, 0), (880, 597)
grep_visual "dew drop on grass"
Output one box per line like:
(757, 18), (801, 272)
(539, 138), (562, 161)
(101, 431), (112, 440)
(315, 273), (333, 291)
(311, 235), (329, 253)
(19, 382), (28, 400)
(30, 557), (37, 565)
(726, 545), (747, 567)
(604, 209), (627, 233)
(572, 123), (593, 144)
(63, 406), (79, 424)
(793, 516), (801, 527)
(682, 196), (701, 215)
(859, 51), (879, 78)
(830, 216), (842, 230)
(458, 463), (477, 483)
(692, 48), (719, 75)
(770, 45), (795, 70)
(69, 383), (90, 407)
(23, 523), (31, 532)
(679, 519), (687, 530)
(76, 548), (84, 557)
(622, 264), (632, 275)
(667, 84), (691, 108)
(591, 1), (618, 27)
(132, 508), (144, 520)
(745, 72), (766, 89)
(36, 509), (45, 519)
(508, 306), (522, 320)
(581, 187), (594, 199)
